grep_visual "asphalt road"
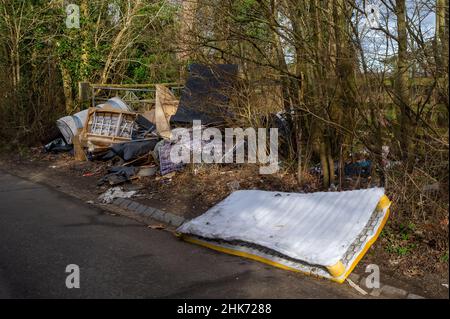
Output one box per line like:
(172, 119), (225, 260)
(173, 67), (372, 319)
(0, 171), (363, 299)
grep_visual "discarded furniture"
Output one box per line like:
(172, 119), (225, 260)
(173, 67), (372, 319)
(90, 82), (183, 110)
(56, 97), (132, 145)
(82, 107), (138, 147)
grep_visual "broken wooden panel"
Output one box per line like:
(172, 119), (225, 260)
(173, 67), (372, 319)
(81, 107), (138, 147)
(153, 84), (179, 139)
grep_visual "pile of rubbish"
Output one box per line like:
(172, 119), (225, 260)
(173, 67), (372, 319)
(309, 158), (373, 179)
(42, 64), (394, 284)
(45, 64), (239, 186)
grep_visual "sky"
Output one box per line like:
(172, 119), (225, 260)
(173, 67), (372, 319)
(357, 0), (437, 71)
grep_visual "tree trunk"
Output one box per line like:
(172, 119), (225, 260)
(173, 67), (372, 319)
(178, 0), (198, 63)
(435, 0), (449, 106)
(60, 64), (75, 113)
(395, 0), (411, 165)
(80, 0), (89, 83)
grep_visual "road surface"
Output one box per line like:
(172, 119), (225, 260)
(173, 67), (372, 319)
(0, 171), (363, 298)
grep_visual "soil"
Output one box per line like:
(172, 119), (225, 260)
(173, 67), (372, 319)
(1, 147), (448, 299)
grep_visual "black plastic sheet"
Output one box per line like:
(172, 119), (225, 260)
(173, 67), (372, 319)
(43, 137), (73, 154)
(171, 64), (238, 124)
(101, 140), (158, 162)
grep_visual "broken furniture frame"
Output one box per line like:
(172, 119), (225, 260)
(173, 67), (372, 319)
(89, 83), (184, 111)
(81, 107), (138, 147)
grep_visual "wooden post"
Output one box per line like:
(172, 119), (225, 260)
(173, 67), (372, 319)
(73, 129), (87, 161)
(78, 82), (91, 103)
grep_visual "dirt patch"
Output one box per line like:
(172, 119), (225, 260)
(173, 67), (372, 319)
(1, 148), (448, 298)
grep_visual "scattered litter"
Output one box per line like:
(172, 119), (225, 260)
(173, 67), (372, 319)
(98, 166), (139, 186)
(310, 160), (372, 177)
(346, 278), (368, 295)
(98, 186), (137, 204)
(148, 224), (166, 230)
(328, 183), (338, 191)
(44, 137), (73, 154)
(123, 184), (145, 192)
(82, 166), (103, 177)
(82, 172), (95, 177)
(344, 160), (372, 177)
(162, 171), (176, 179)
(133, 114), (156, 140)
(137, 165), (158, 177)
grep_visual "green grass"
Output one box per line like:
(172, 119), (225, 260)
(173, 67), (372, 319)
(383, 223), (418, 257)
(386, 243), (416, 256)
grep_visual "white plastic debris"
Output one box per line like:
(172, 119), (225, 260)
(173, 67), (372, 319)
(98, 186), (137, 204)
(102, 97), (132, 111)
(56, 109), (89, 144)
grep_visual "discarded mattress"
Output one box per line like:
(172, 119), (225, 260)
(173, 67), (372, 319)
(177, 188), (391, 283)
